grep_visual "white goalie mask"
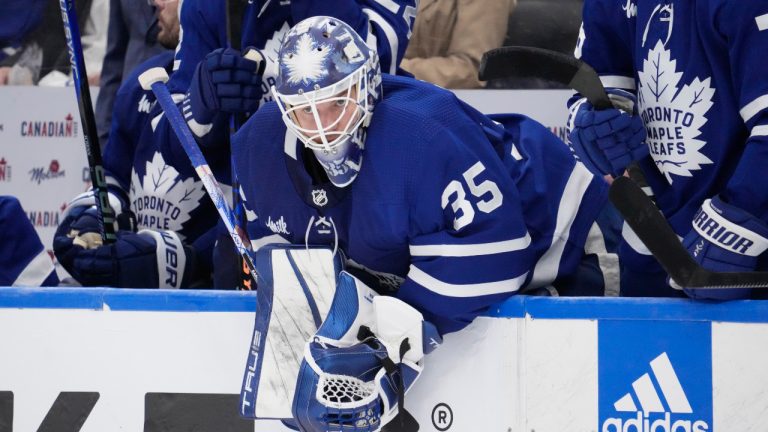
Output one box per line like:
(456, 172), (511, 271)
(272, 16), (382, 187)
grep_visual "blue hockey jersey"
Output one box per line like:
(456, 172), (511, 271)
(232, 75), (608, 334)
(0, 196), (58, 287)
(102, 52), (227, 273)
(576, 0), (768, 234)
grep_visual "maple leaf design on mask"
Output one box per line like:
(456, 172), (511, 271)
(282, 33), (330, 86)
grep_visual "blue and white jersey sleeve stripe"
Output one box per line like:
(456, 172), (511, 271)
(575, 0), (636, 93)
(399, 227), (536, 334)
(0, 197), (58, 287)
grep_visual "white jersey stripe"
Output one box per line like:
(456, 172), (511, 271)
(530, 163), (593, 287)
(757, 13), (768, 31)
(740, 94), (768, 123)
(584, 222), (620, 296)
(651, 353), (693, 414)
(410, 233), (531, 257)
(751, 125), (768, 137)
(600, 75), (636, 90)
(362, 8), (398, 75)
(408, 265), (526, 298)
(13, 250), (54, 287)
(632, 373), (665, 413)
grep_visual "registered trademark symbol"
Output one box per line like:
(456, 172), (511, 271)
(431, 402), (453, 431)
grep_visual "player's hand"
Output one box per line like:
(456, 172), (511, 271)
(184, 47), (266, 136)
(676, 196), (768, 300)
(53, 219), (195, 288)
(290, 272), (441, 432)
(568, 89), (647, 177)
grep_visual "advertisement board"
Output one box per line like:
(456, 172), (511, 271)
(2, 290), (768, 431)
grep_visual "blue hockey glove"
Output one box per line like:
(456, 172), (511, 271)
(676, 196), (768, 300)
(291, 272), (441, 432)
(183, 47), (265, 137)
(567, 89), (648, 177)
(61, 188), (135, 234)
(54, 216), (194, 288)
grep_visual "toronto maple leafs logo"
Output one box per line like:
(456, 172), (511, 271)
(282, 33), (330, 86)
(130, 152), (206, 235)
(638, 41), (714, 183)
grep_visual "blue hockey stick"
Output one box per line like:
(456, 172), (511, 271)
(59, 0), (117, 244)
(137, 67), (259, 283)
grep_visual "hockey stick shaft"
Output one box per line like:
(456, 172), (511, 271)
(59, 0), (117, 244)
(610, 177), (768, 289)
(138, 68), (259, 283)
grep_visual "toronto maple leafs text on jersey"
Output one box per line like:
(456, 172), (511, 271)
(576, 0), (768, 235)
(232, 75), (608, 334)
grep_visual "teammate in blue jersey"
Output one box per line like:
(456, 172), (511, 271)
(568, 0), (768, 300)
(0, 196), (58, 287)
(231, 17), (609, 430)
(52, 0), (221, 289)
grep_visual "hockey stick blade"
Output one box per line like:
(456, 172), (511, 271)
(610, 176), (768, 289)
(479, 46), (612, 109)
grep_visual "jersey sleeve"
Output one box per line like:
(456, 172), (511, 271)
(167, 0), (226, 95)
(575, 0), (636, 91)
(290, 0), (416, 74)
(716, 0), (768, 221)
(0, 196), (58, 287)
(394, 118), (535, 335)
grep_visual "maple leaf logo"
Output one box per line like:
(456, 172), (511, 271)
(638, 41), (714, 183)
(130, 152), (206, 235)
(282, 33), (330, 86)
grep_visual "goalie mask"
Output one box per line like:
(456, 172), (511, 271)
(273, 16), (382, 187)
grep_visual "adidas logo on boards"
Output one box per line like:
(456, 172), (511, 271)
(602, 352), (709, 432)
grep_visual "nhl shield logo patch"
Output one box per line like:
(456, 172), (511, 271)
(312, 189), (328, 207)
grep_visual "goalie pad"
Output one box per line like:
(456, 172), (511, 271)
(239, 244), (343, 419)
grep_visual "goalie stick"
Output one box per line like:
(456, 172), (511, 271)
(59, 0), (117, 244)
(480, 46), (768, 289)
(137, 67), (259, 284)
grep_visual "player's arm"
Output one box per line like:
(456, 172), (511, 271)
(290, 0), (417, 74)
(567, 0), (647, 177)
(394, 122), (535, 335)
(680, 1), (768, 300)
(154, 0), (263, 164)
(0, 197), (58, 287)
